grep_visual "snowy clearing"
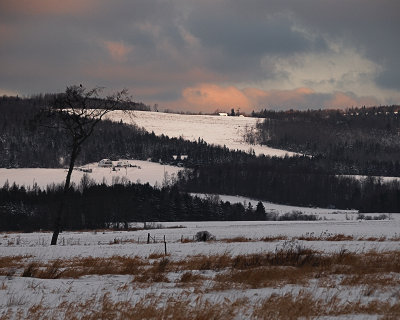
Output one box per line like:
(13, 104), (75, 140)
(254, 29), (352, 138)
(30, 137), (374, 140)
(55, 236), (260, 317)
(0, 160), (182, 189)
(1, 220), (400, 319)
(1, 220), (400, 260)
(0, 163), (367, 218)
(105, 110), (297, 157)
(192, 193), (359, 219)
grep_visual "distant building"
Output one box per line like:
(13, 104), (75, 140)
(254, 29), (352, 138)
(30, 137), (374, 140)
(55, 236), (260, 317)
(172, 155), (188, 160)
(218, 112), (228, 116)
(116, 160), (130, 167)
(98, 159), (113, 167)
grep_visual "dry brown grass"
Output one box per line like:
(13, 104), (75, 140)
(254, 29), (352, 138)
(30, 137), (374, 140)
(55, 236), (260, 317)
(180, 236), (195, 243)
(220, 235), (289, 242)
(221, 236), (253, 243)
(178, 271), (206, 284)
(360, 236), (387, 241)
(253, 291), (400, 319)
(176, 253), (232, 271)
(341, 273), (400, 288)
(298, 233), (355, 241)
(0, 256), (29, 271)
(3, 248), (400, 319)
(261, 235), (288, 242)
(19, 256), (145, 279)
(0, 255), (32, 279)
(213, 266), (309, 290)
(19, 293), (250, 320)
(7, 289), (400, 320)
(5, 246), (400, 304)
(0, 281), (7, 290)
(219, 233), (400, 243)
(148, 252), (169, 259)
(133, 258), (171, 283)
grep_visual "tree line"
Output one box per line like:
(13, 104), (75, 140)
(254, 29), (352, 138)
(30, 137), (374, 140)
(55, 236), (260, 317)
(0, 180), (318, 232)
(249, 105), (400, 177)
(177, 159), (400, 213)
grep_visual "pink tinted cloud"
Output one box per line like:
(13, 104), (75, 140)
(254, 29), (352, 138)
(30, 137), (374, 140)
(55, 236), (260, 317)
(103, 41), (132, 62)
(244, 87), (317, 108)
(167, 84), (380, 112)
(324, 92), (379, 108)
(179, 84), (251, 113)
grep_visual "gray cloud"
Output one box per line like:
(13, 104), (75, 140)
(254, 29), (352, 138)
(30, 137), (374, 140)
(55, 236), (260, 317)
(0, 0), (399, 108)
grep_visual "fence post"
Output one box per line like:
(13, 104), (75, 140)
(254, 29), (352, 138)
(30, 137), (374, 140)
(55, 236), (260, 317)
(164, 235), (167, 256)
(147, 233), (150, 244)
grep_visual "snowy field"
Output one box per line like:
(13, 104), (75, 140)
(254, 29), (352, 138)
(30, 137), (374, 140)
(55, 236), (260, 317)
(1, 220), (400, 319)
(105, 110), (297, 157)
(2, 111), (400, 318)
(193, 193), (359, 219)
(1, 220), (400, 259)
(0, 160), (182, 189)
(0, 162), (368, 219)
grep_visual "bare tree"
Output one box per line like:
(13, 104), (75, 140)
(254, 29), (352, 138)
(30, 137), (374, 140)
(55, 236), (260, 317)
(40, 85), (132, 245)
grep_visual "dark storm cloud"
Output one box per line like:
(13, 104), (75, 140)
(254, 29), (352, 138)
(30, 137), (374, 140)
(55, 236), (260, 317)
(0, 0), (399, 108)
(187, 10), (325, 56)
(279, 0), (400, 90)
(184, 3), (328, 80)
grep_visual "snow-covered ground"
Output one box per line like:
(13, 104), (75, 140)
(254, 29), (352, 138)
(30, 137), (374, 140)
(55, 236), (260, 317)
(341, 174), (400, 183)
(1, 220), (400, 319)
(0, 160), (182, 189)
(192, 193), (359, 218)
(0, 164), (365, 220)
(105, 110), (297, 157)
(0, 220), (399, 259)
(2, 112), (400, 318)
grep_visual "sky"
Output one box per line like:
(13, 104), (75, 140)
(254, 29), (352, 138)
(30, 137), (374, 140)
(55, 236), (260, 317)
(1, 0), (399, 113)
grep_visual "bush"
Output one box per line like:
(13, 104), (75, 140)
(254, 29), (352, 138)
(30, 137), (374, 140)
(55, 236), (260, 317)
(195, 231), (215, 242)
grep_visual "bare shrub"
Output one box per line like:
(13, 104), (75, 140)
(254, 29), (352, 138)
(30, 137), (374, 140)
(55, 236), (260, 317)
(148, 252), (167, 259)
(22, 262), (38, 278)
(222, 237), (252, 243)
(180, 254), (231, 271)
(36, 260), (64, 279)
(261, 235), (288, 242)
(195, 231), (215, 242)
(178, 272), (206, 284)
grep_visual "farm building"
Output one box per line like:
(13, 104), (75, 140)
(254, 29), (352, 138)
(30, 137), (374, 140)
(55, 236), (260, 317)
(116, 160), (130, 167)
(98, 159), (113, 167)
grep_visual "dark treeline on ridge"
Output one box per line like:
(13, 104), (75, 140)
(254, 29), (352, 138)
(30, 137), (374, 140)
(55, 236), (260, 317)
(178, 163), (400, 213)
(0, 181), (319, 232)
(250, 105), (400, 177)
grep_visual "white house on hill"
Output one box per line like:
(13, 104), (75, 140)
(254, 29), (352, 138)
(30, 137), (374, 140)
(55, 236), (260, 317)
(98, 159), (113, 167)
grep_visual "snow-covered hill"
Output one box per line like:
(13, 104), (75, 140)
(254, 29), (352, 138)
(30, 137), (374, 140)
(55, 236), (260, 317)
(0, 160), (182, 189)
(105, 110), (296, 157)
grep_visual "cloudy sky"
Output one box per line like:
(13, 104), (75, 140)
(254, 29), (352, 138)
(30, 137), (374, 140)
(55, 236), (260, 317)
(1, 0), (399, 112)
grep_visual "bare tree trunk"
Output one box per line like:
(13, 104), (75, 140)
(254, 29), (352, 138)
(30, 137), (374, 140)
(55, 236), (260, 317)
(51, 144), (79, 245)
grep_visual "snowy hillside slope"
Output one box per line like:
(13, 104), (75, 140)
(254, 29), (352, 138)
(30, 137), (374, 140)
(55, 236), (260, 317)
(192, 193), (358, 218)
(105, 110), (297, 157)
(0, 160), (181, 189)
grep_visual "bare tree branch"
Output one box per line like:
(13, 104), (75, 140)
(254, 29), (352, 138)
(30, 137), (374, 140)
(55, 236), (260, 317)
(36, 85), (133, 245)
